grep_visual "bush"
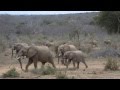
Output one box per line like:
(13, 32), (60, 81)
(42, 19), (52, 25)
(31, 69), (41, 74)
(94, 11), (120, 34)
(2, 68), (20, 78)
(56, 71), (69, 79)
(31, 66), (56, 75)
(41, 66), (56, 75)
(104, 58), (119, 71)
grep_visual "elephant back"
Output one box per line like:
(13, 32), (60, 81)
(73, 51), (87, 58)
(36, 46), (53, 61)
(69, 45), (77, 51)
(63, 44), (70, 52)
(34, 46), (51, 56)
(63, 44), (77, 52)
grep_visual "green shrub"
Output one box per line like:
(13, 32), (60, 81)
(56, 71), (68, 79)
(31, 69), (41, 74)
(31, 66), (56, 75)
(104, 58), (119, 71)
(3, 68), (20, 78)
(41, 66), (56, 75)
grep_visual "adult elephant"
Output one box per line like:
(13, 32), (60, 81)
(17, 45), (56, 72)
(11, 43), (29, 58)
(57, 44), (77, 64)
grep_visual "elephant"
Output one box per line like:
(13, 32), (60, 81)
(11, 43), (29, 58)
(17, 45), (56, 72)
(57, 44), (77, 64)
(63, 51), (88, 69)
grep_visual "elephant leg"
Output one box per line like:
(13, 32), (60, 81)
(33, 59), (38, 70)
(61, 59), (65, 65)
(82, 59), (88, 68)
(49, 60), (56, 68)
(15, 53), (17, 58)
(41, 62), (46, 68)
(14, 51), (17, 58)
(63, 59), (66, 65)
(25, 58), (33, 72)
(15, 50), (19, 58)
(64, 59), (68, 66)
(58, 57), (60, 64)
(66, 59), (71, 69)
(73, 61), (76, 68)
(64, 59), (67, 64)
(77, 62), (80, 69)
(22, 56), (25, 59)
(52, 62), (56, 69)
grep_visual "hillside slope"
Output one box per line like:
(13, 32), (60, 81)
(0, 12), (100, 37)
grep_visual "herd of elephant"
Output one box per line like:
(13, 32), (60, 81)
(11, 43), (88, 72)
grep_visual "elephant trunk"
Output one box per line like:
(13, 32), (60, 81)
(57, 52), (61, 64)
(17, 57), (24, 71)
(11, 48), (14, 58)
(61, 59), (65, 65)
(58, 56), (60, 64)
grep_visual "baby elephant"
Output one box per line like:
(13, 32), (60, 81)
(63, 51), (88, 69)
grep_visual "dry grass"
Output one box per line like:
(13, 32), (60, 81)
(31, 66), (56, 75)
(2, 68), (20, 78)
(104, 57), (119, 71)
(56, 71), (68, 79)
(1, 49), (120, 79)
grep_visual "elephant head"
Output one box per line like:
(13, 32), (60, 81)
(63, 51), (75, 65)
(12, 43), (23, 58)
(57, 44), (77, 64)
(18, 46), (37, 58)
(11, 43), (28, 58)
(16, 46), (29, 71)
(17, 46), (38, 71)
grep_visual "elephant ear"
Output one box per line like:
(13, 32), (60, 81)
(27, 47), (37, 58)
(17, 44), (23, 51)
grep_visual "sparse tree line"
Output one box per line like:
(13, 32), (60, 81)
(0, 12), (99, 53)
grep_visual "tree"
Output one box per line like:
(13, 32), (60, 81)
(95, 11), (120, 34)
(69, 29), (81, 47)
(69, 29), (81, 41)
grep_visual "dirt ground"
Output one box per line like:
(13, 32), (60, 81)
(1, 49), (120, 79)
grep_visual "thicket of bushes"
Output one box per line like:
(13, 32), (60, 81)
(0, 12), (100, 52)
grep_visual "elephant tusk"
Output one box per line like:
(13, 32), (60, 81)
(17, 57), (21, 60)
